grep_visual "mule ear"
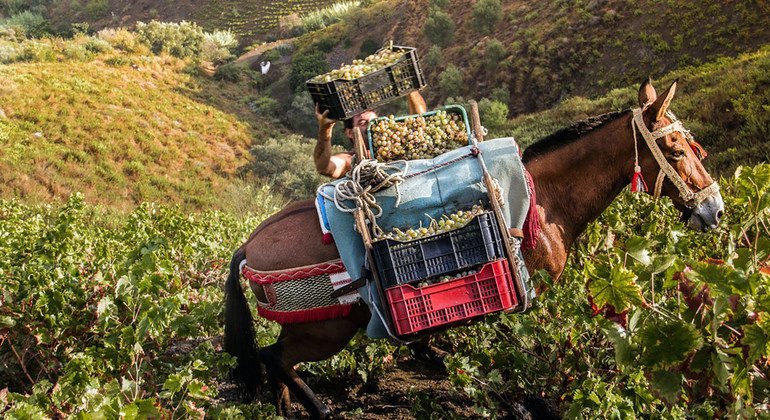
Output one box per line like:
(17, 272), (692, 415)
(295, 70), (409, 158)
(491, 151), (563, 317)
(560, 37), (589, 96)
(638, 78), (656, 108)
(647, 80), (677, 122)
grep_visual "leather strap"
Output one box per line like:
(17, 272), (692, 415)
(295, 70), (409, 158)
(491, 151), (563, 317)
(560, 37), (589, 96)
(330, 276), (367, 299)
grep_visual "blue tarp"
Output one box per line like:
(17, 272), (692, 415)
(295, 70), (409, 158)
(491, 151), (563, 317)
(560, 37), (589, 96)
(319, 138), (532, 338)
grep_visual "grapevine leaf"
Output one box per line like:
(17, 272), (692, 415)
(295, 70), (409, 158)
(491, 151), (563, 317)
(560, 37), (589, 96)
(647, 255), (676, 275)
(639, 319), (703, 368)
(686, 262), (749, 295)
(0, 316), (15, 328)
(587, 264), (645, 312)
(626, 236), (656, 266)
(742, 321), (770, 364)
(602, 322), (633, 367)
(650, 369), (682, 403)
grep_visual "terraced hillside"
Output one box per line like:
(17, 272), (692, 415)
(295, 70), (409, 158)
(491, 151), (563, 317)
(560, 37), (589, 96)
(44, 0), (332, 41)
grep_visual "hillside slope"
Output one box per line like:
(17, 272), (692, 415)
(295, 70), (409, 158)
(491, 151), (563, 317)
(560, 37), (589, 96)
(293, 0), (770, 114)
(0, 49), (280, 210)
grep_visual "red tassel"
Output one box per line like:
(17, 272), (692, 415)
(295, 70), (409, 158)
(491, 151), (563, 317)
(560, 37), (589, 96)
(321, 232), (334, 245)
(257, 304), (353, 324)
(630, 166), (647, 193)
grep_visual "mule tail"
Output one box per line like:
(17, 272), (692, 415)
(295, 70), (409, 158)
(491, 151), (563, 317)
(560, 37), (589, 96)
(224, 248), (261, 398)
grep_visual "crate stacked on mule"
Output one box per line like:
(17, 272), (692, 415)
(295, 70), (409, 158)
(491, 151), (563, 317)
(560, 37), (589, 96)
(307, 46), (520, 338)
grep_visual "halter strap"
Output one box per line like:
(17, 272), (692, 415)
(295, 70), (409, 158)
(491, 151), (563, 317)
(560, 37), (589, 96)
(631, 108), (719, 206)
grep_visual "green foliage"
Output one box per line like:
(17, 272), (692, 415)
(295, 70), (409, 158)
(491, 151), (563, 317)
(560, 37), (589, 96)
(0, 10), (46, 37)
(358, 37), (379, 58)
(0, 194), (282, 417)
(424, 45), (443, 69)
(201, 29), (237, 64)
(424, 8), (455, 47)
(483, 38), (506, 70)
(477, 98), (508, 131)
(300, 1), (360, 33)
(472, 0), (502, 35)
(97, 28), (144, 53)
(214, 62), (246, 82)
(248, 95), (280, 118)
(135, 20), (204, 59)
(243, 135), (327, 200)
(289, 50), (328, 92)
(438, 64), (462, 97)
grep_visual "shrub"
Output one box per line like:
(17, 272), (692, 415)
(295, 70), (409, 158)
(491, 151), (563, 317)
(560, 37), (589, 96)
(424, 45), (443, 69)
(201, 29), (237, 64)
(261, 48), (280, 62)
(82, 36), (112, 53)
(483, 38), (506, 70)
(438, 64), (463, 97)
(489, 83), (510, 104)
(97, 28), (141, 52)
(84, 0), (108, 19)
(472, 0), (503, 34)
(135, 20), (204, 59)
(424, 8), (455, 47)
(244, 136), (326, 200)
(213, 62), (245, 82)
(289, 51), (328, 91)
(358, 37), (379, 58)
(301, 1), (359, 32)
(1, 10), (46, 37)
(429, 0), (448, 8)
(286, 92), (318, 137)
(478, 98), (508, 129)
(248, 95), (280, 118)
(300, 1), (360, 33)
(313, 36), (337, 53)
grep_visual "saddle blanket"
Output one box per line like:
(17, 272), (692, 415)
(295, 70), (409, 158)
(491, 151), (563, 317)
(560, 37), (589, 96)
(241, 259), (360, 324)
(317, 138), (536, 339)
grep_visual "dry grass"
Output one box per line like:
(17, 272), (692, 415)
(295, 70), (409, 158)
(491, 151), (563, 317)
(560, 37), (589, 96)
(0, 52), (279, 211)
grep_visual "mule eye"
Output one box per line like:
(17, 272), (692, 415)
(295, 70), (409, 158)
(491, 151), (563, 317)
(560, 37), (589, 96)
(671, 150), (686, 160)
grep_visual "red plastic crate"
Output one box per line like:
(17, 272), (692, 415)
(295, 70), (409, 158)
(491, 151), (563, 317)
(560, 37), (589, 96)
(384, 259), (517, 336)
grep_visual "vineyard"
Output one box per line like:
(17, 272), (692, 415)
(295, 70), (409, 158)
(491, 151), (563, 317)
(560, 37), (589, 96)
(193, 0), (338, 40)
(1, 162), (768, 417)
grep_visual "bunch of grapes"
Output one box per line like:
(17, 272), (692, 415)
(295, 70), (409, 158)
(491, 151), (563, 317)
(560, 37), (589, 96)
(371, 110), (468, 161)
(416, 270), (478, 288)
(378, 205), (486, 242)
(312, 49), (404, 82)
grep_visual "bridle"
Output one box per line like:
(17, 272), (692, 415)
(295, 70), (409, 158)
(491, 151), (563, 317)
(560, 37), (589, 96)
(630, 107), (720, 207)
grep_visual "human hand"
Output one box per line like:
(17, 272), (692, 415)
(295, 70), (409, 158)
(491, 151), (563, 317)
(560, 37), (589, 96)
(315, 104), (337, 130)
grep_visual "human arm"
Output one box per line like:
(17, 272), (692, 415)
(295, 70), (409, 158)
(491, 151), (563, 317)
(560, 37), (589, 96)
(407, 90), (427, 115)
(314, 104), (352, 178)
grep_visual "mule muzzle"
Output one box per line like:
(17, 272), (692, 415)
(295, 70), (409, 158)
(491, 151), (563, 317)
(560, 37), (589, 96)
(685, 190), (724, 232)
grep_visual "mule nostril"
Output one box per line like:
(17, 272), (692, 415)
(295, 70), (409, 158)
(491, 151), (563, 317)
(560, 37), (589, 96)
(716, 210), (723, 222)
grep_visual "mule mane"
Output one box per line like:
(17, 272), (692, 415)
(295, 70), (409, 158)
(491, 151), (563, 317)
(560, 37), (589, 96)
(522, 110), (629, 162)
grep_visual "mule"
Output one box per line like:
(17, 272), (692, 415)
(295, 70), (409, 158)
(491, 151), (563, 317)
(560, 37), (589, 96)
(224, 80), (725, 418)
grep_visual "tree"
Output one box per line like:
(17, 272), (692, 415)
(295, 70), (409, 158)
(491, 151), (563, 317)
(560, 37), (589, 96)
(478, 98), (508, 129)
(424, 45), (443, 69)
(424, 8), (455, 47)
(484, 38), (506, 70)
(473, 0), (502, 35)
(438, 65), (463, 97)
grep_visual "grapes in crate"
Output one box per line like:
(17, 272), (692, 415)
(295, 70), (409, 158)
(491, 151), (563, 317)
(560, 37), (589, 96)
(312, 49), (403, 82)
(378, 204), (485, 242)
(371, 110), (468, 161)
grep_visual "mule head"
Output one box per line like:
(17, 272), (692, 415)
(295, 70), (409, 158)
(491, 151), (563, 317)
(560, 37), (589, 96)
(636, 79), (724, 231)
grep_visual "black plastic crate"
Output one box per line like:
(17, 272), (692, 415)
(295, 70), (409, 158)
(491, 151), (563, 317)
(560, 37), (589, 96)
(306, 46), (426, 121)
(372, 211), (505, 289)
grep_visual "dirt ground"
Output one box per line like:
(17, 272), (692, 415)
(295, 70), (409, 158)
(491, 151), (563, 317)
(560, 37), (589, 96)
(216, 354), (557, 419)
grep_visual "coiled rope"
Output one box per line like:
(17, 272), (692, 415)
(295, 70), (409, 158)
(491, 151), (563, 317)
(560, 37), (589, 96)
(318, 159), (408, 237)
